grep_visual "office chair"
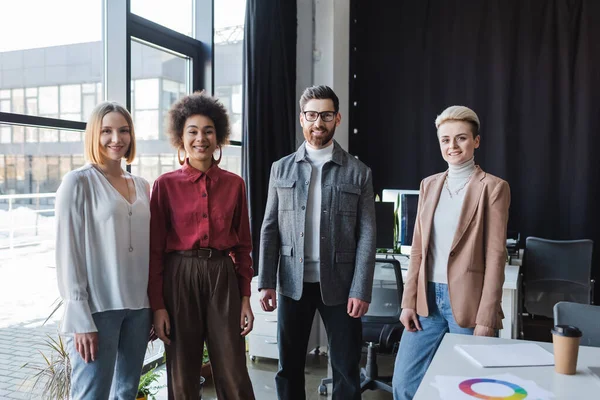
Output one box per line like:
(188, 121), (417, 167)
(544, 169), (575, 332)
(554, 302), (600, 347)
(519, 237), (595, 340)
(318, 258), (404, 396)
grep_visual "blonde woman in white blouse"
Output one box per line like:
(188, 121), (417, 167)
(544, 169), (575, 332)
(55, 102), (151, 399)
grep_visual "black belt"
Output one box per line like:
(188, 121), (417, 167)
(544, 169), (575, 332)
(175, 248), (227, 259)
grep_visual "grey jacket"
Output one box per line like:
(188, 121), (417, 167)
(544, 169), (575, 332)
(258, 140), (376, 305)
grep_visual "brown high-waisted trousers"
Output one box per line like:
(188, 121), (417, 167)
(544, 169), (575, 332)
(163, 250), (255, 400)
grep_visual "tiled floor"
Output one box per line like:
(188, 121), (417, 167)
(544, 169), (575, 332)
(0, 248), (63, 400)
(154, 352), (395, 399)
(0, 247), (165, 400)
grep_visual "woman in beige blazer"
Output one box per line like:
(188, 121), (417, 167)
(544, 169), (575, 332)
(392, 106), (511, 400)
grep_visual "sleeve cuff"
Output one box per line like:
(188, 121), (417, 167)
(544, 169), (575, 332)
(401, 295), (416, 310)
(60, 299), (97, 334)
(149, 291), (166, 312)
(475, 314), (500, 330)
(257, 279), (276, 291)
(238, 276), (251, 297)
(476, 320), (503, 330)
(349, 290), (371, 303)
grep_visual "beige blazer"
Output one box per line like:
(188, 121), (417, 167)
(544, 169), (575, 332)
(401, 166), (511, 329)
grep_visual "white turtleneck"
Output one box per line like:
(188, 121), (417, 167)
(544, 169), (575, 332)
(428, 158), (476, 283)
(304, 141), (334, 282)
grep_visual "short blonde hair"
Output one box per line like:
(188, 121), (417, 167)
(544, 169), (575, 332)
(435, 105), (480, 137)
(84, 102), (136, 165)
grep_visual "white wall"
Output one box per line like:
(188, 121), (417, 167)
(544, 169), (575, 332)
(296, 0), (350, 151)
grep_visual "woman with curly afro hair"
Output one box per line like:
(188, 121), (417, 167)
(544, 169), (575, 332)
(148, 92), (255, 399)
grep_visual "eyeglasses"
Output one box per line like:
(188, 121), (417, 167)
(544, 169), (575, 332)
(302, 110), (337, 122)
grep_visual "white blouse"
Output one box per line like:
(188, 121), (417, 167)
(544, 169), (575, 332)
(55, 164), (151, 334)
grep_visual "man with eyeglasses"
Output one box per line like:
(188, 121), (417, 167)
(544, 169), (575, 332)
(258, 85), (376, 400)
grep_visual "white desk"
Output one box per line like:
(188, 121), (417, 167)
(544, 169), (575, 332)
(414, 333), (600, 399)
(375, 257), (520, 339)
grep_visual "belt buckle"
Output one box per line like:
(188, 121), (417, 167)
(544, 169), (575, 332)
(198, 248), (212, 258)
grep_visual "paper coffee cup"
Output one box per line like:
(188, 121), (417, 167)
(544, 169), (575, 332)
(551, 325), (582, 375)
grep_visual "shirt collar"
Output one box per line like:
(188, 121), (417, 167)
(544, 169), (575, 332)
(295, 140), (344, 166)
(182, 159), (222, 183)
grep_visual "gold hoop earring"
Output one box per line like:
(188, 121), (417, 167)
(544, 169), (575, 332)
(213, 146), (222, 165)
(177, 147), (186, 165)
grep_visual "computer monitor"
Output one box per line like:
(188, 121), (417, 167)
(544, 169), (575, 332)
(381, 189), (420, 251)
(400, 193), (419, 246)
(374, 202), (395, 249)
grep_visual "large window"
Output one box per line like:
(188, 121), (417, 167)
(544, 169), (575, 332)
(0, 2), (246, 396)
(127, 12), (199, 185)
(213, 0), (246, 176)
(0, 0), (236, 398)
(131, 0), (193, 37)
(215, 0), (246, 143)
(0, 126), (85, 400)
(129, 41), (190, 185)
(0, 0), (104, 123)
(131, 41), (188, 140)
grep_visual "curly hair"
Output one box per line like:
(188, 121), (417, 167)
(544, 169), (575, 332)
(167, 91), (231, 149)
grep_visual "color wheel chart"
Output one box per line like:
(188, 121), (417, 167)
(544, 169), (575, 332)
(459, 378), (528, 399)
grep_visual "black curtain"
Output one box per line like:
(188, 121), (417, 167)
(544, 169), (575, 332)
(349, 0), (600, 303)
(243, 0), (297, 271)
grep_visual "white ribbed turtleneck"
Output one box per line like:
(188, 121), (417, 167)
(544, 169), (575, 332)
(428, 158), (476, 283)
(304, 141), (334, 282)
(447, 157), (476, 187)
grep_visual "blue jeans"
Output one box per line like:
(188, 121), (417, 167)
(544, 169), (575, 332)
(67, 308), (151, 400)
(392, 282), (474, 400)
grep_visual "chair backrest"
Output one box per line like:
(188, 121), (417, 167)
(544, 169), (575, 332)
(523, 237), (593, 318)
(363, 258), (404, 322)
(362, 258), (404, 351)
(553, 302), (600, 347)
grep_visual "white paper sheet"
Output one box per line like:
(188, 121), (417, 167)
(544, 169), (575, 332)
(589, 367), (600, 386)
(431, 373), (555, 400)
(454, 343), (555, 368)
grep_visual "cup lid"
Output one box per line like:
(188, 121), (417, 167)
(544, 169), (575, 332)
(551, 325), (582, 338)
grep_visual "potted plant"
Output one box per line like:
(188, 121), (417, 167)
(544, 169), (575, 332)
(23, 335), (71, 400)
(201, 342), (212, 378)
(137, 365), (163, 400)
(393, 193), (401, 253)
(375, 193), (402, 254)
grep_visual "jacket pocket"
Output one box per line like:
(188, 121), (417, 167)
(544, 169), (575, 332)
(274, 180), (295, 211)
(280, 245), (293, 257)
(335, 251), (356, 264)
(467, 262), (485, 273)
(337, 184), (361, 215)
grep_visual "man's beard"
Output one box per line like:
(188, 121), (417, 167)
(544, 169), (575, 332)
(306, 125), (335, 147)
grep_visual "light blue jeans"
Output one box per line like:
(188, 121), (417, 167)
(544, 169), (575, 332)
(392, 282), (474, 400)
(67, 308), (151, 400)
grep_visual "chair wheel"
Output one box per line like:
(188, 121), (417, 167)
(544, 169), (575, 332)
(250, 355), (256, 362)
(318, 384), (327, 395)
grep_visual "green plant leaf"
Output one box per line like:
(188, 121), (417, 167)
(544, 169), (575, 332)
(44, 298), (63, 325)
(138, 363), (165, 400)
(22, 334), (71, 399)
(203, 342), (210, 364)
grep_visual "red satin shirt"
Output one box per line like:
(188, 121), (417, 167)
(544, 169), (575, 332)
(148, 161), (253, 311)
